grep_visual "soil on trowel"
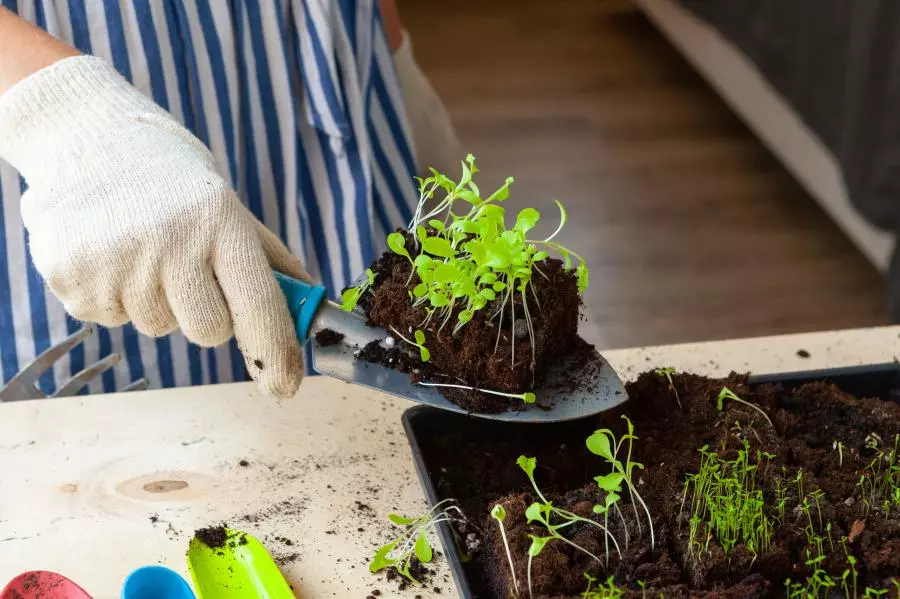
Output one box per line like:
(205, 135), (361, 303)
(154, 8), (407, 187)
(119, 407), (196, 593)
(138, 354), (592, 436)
(353, 231), (586, 413)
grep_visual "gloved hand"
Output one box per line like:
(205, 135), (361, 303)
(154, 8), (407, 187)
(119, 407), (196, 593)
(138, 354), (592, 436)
(0, 55), (308, 399)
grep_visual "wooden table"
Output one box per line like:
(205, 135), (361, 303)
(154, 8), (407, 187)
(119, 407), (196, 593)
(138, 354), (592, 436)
(2, 326), (899, 598)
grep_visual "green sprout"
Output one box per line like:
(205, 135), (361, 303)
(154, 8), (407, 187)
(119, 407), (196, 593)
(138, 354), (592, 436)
(418, 381), (535, 404)
(856, 433), (899, 517)
(680, 440), (772, 561)
(368, 499), (464, 583)
(516, 455), (621, 599)
(716, 387), (773, 428)
(586, 416), (656, 551)
(582, 574), (625, 598)
(785, 546), (899, 599)
(340, 268), (376, 312)
(834, 440), (845, 468)
(389, 326), (431, 362)
(653, 366), (682, 409)
(490, 504), (519, 596)
(385, 154), (589, 370)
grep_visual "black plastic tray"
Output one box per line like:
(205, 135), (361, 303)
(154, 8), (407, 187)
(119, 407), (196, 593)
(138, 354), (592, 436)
(400, 362), (900, 598)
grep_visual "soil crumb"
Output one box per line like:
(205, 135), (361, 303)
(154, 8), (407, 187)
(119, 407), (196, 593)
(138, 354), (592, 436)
(315, 328), (345, 347)
(385, 557), (434, 591)
(193, 525), (229, 549)
(238, 459), (250, 467)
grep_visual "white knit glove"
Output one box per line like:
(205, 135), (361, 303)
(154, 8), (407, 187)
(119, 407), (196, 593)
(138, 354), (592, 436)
(393, 30), (464, 178)
(0, 55), (309, 399)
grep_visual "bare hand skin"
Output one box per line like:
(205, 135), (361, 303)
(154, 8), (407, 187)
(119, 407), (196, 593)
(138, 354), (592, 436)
(0, 7), (79, 96)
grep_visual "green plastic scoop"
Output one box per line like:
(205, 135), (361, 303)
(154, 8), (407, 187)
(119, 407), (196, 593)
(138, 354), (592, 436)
(187, 528), (295, 598)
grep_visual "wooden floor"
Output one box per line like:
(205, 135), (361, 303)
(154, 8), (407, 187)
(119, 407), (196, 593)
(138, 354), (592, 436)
(398, 0), (888, 349)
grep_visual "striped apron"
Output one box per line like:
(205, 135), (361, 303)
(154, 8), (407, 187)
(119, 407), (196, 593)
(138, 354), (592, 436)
(0, 0), (418, 393)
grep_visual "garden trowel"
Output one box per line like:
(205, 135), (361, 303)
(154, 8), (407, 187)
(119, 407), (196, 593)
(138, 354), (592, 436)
(276, 273), (628, 423)
(186, 528), (295, 599)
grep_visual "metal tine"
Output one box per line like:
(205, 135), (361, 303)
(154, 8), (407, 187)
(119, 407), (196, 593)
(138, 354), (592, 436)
(121, 378), (150, 393)
(54, 352), (121, 398)
(4, 326), (95, 389)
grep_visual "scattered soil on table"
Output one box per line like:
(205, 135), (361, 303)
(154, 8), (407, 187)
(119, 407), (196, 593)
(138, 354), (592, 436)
(384, 557), (435, 591)
(315, 328), (345, 347)
(355, 233), (584, 413)
(419, 371), (900, 597)
(238, 459), (250, 467)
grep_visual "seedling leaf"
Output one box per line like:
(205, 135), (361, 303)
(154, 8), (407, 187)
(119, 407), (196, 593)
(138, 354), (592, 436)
(491, 505), (507, 523)
(586, 431), (614, 461)
(517, 455), (537, 478)
(594, 472), (625, 492)
(515, 208), (540, 234)
(414, 531), (433, 563)
(528, 535), (551, 557)
(423, 236), (455, 258)
(387, 232), (410, 260)
(388, 513), (418, 525)
(368, 540), (398, 573)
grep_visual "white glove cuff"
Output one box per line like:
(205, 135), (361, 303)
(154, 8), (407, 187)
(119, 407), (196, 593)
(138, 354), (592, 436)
(0, 55), (164, 183)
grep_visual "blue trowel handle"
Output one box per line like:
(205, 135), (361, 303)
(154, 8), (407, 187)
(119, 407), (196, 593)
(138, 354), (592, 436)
(274, 272), (327, 344)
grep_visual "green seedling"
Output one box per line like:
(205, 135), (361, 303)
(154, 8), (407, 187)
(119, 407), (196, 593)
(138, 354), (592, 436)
(785, 546), (899, 599)
(418, 381), (535, 404)
(716, 387), (773, 428)
(490, 504), (519, 596)
(773, 472), (788, 524)
(856, 433), (899, 518)
(389, 326), (431, 362)
(653, 367), (682, 409)
(383, 155), (588, 369)
(517, 455), (621, 599)
(582, 574), (624, 598)
(834, 440), (845, 468)
(681, 440), (772, 561)
(586, 416), (656, 551)
(369, 499), (464, 583)
(340, 268), (376, 312)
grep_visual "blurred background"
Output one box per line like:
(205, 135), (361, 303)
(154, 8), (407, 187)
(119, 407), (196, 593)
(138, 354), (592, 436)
(398, 0), (894, 350)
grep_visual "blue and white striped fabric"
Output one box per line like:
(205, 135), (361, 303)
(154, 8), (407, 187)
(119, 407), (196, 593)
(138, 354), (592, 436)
(0, 0), (418, 393)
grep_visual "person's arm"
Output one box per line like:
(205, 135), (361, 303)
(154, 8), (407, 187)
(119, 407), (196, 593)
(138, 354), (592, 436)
(0, 9), (308, 400)
(0, 7), (79, 95)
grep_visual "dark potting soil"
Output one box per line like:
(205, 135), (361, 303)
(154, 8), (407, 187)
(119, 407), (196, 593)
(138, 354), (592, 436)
(193, 525), (248, 552)
(315, 328), (345, 347)
(385, 557), (435, 591)
(355, 233), (583, 413)
(420, 371), (900, 598)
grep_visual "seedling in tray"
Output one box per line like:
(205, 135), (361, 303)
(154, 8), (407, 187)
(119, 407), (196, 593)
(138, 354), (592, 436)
(490, 504), (519, 596)
(716, 386), (773, 428)
(517, 455), (621, 598)
(857, 432), (900, 517)
(680, 439), (773, 562)
(582, 573), (625, 598)
(653, 366), (682, 409)
(586, 415), (656, 551)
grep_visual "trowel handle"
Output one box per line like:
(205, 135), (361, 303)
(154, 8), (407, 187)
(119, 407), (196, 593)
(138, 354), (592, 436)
(274, 272), (327, 344)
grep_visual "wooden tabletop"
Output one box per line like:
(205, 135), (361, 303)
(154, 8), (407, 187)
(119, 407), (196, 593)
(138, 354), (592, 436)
(2, 326), (899, 598)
